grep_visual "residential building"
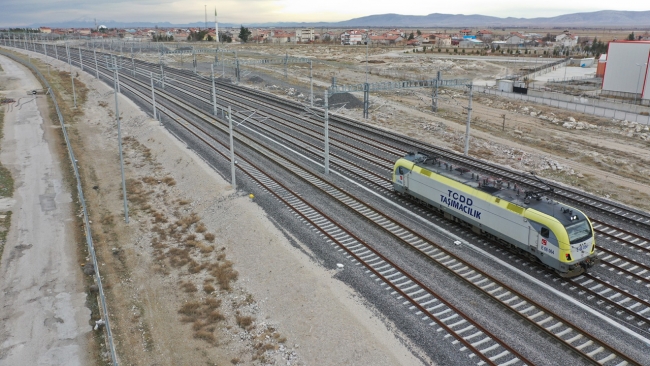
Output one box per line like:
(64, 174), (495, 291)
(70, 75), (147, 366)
(460, 29), (472, 36)
(296, 28), (315, 42)
(477, 29), (492, 40)
(39, 27), (51, 34)
(505, 34), (525, 45)
(555, 34), (578, 47)
(341, 30), (364, 45)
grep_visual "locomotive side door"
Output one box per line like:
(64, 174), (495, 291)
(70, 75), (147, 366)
(395, 167), (409, 189)
(528, 226), (539, 253)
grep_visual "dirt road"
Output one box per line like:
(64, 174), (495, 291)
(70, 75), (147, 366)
(0, 56), (89, 364)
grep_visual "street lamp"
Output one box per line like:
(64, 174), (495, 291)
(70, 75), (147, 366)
(635, 63), (647, 105)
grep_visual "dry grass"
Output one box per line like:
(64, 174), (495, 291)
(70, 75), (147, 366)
(236, 315), (254, 329)
(178, 298), (225, 344)
(162, 176), (176, 186)
(197, 242), (214, 254)
(204, 233), (215, 242)
(210, 260), (239, 291)
(180, 282), (198, 293)
(203, 284), (216, 293)
(196, 223), (207, 233)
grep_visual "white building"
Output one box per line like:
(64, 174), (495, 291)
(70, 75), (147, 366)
(555, 34), (578, 47)
(602, 41), (650, 100)
(341, 30), (364, 45)
(296, 28), (315, 43)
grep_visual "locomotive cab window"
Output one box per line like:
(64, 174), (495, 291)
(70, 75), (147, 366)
(397, 167), (410, 174)
(566, 220), (592, 244)
(541, 227), (550, 238)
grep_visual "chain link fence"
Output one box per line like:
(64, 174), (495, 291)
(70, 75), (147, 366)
(0, 49), (119, 366)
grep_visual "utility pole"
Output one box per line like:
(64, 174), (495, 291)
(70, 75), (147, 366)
(78, 46), (84, 71)
(323, 90), (330, 175)
(228, 106), (236, 189)
(432, 71), (441, 112)
(160, 64), (165, 88)
(211, 64), (217, 116)
(150, 72), (157, 120)
(93, 49), (99, 79)
(71, 73), (77, 108)
(309, 60), (314, 107)
(363, 83), (369, 119)
(105, 55), (129, 224)
(366, 31), (369, 83)
(463, 83), (473, 157)
(501, 114), (506, 131)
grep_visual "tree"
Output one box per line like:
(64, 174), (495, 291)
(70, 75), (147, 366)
(408, 32), (414, 40)
(222, 34), (233, 43)
(239, 26), (251, 43)
(187, 29), (210, 42)
(628, 32), (635, 41)
(416, 29), (422, 36)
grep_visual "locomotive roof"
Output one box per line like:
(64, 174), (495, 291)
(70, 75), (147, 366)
(401, 152), (586, 226)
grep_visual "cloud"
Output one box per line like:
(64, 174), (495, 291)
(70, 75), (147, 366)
(1, 0), (649, 27)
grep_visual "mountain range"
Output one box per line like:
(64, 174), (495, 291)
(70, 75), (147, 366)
(23, 10), (650, 29)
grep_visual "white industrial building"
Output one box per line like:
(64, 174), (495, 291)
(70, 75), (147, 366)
(602, 41), (650, 100)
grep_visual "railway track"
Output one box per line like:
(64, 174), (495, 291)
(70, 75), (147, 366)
(128, 51), (650, 231)
(113, 59), (644, 365)
(8, 43), (649, 364)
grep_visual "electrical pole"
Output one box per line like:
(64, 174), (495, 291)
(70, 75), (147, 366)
(309, 60), (313, 107)
(211, 64), (217, 116)
(324, 90), (330, 175)
(228, 106), (236, 189)
(464, 83), (473, 157)
(78, 46), (84, 71)
(151, 72), (157, 120)
(94, 49), (99, 79)
(105, 56), (129, 224)
(432, 71), (441, 112)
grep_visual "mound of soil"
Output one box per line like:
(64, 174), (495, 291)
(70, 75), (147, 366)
(248, 76), (264, 84)
(328, 92), (364, 109)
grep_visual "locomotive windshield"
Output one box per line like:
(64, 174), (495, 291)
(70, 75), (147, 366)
(565, 220), (592, 244)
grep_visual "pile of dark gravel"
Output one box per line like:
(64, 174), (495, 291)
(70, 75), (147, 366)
(328, 92), (364, 109)
(248, 76), (264, 84)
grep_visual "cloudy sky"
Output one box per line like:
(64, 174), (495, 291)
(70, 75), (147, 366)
(1, 0), (648, 27)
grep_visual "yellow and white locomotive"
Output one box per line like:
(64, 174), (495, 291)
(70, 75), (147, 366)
(393, 152), (597, 277)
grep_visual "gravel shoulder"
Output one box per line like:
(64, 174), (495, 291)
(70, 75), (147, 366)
(0, 55), (89, 365)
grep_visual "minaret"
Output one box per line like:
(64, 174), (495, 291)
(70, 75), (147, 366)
(214, 8), (219, 43)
